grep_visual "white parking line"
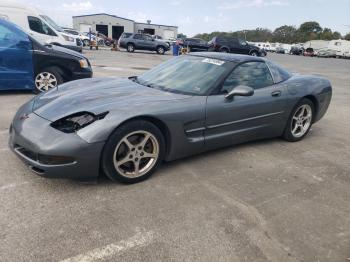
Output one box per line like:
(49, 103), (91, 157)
(60, 230), (154, 262)
(0, 181), (30, 191)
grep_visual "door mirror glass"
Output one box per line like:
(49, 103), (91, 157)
(225, 85), (254, 99)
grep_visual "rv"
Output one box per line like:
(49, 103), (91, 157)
(0, 1), (82, 52)
(328, 39), (350, 58)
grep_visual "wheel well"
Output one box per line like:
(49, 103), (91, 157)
(156, 45), (165, 50)
(117, 116), (171, 157)
(303, 95), (319, 117)
(220, 47), (229, 52)
(35, 65), (69, 82)
(127, 42), (135, 47)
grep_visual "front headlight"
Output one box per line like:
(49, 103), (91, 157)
(51, 112), (108, 133)
(79, 59), (89, 68)
(62, 35), (74, 42)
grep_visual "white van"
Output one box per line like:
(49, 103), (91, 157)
(328, 39), (350, 58)
(0, 1), (82, 52)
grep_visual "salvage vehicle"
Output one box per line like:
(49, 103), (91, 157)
(316, 48), (337, 58)
(208, 35), (263, 56)
(0, 2), (82, 52)
(303, 48), (316, 57)
(118, 33), (170, 55)
(9, 53), (332, 183)
(0, 19), (92, 92)
(62, 28), (90, 46)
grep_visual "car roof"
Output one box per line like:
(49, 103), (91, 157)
(188, 52), (265, 63)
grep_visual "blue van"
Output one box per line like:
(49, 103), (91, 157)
(0, 19), (92, 92)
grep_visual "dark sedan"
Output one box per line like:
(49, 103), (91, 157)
(9, 53), (332, 183)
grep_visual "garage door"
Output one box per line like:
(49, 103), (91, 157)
(163, 30), (175, 39)
(79, 24), (91, 33)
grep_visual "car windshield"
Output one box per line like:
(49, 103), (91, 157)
(137, 56), (230, 95)
(40, 15), (63, 32)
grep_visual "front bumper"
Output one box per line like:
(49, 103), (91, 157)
(9, 107), (104, 180)
(72, 68), (93, 80)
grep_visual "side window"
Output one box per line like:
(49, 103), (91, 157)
(133, 34), (142, 40)
(238, 39), (247, 46)
(143, 35), (152, 41)
(266, 61), (291, 83)
(0, 23), (29, 48)
(221, 62), (274, 93)
(28, 16), (56, 36)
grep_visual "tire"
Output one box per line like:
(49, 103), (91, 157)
(250, 51), (258, 56)
(83, 39), (90, 46)
(34, 66), (64, 94)
(156, 46), (165, 55)
(283, 98), (315, 142)
(101, 120), (166, 184)
(127, 43), (135, 52)
(220, 48), (229, 53)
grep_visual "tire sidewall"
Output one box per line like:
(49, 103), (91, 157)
(127, 44), (135, 52)
(102, 120), (166, 183)
(283, 98), (315, 142)
(157, 46), (165, 55)
(34, 67), (63, 94)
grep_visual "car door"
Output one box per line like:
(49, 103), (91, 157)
(205, 61), (288, 150)
(141, 34), (155, 50)
(231, 39), (250, 54)
(0, 20), (34, 90)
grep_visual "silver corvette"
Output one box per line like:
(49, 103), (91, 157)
(9, 53), (332, 183)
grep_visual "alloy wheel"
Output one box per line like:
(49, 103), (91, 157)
(291, 104), (312, 138)
(35, 72), (58, 92)
(113, 131), (159, 178)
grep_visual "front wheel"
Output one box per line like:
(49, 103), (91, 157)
(102, 121), (165, 183)
(283, 99), (314, 142)
(156, 46), (165, 55)
(34, 67), (63, 93)
(127, 43), (135, 52)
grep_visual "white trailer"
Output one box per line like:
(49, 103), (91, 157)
(328, 39), (350, 57)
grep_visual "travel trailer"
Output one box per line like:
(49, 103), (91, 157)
(0, 1), (82, 52)
(304, 40), (329, 51)
(328, 39), (350, 57)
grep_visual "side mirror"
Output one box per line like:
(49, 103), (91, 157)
(225, 85), (254, 99)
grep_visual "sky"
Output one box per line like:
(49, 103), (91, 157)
(17, 0), (350, 36)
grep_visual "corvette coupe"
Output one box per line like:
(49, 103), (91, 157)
(9, 53), (332, 183)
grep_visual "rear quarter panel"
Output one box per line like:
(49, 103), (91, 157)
(284, 74), (332, 122)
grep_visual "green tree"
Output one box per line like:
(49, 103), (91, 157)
(177, 33), (187, 39)
(345, 33), (350, 41)
(297, 21), (322, 42)
(320, 28), (333, 40)
(332, 31), (341, 39)
(272, 25), (297, 43)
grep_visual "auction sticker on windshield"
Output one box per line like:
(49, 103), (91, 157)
(202, 58), (225, 66)
(201, 58), (225, 66)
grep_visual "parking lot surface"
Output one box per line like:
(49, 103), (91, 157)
(1, 50), (349, 262)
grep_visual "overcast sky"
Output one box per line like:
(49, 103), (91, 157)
(19, 0), (350, 36)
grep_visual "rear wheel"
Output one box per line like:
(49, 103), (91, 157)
(102, 120), (165, 183)
(127, 43), (135, 52)
(283, 98), (314, 142)
(34, 67), (63, 93)
(250, 51), (258, 56)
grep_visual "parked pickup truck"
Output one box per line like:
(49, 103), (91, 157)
(118, 33), (170, 55)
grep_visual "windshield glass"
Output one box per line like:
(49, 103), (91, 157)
(40, 15), (63, 32)
(137, 56), (230, 95)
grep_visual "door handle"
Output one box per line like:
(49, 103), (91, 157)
(271, 90), (282, 97)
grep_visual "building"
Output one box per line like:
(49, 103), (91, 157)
(72, 13), (178, 40)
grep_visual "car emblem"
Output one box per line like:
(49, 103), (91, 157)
(19, 114), (29, 120)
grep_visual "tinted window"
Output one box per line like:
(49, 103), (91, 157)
(143, 35), (152, 41)
(266, 61), (290, 83)
(0, 23), (29, 48)
(133, 34), (142, 39)
(238, 39), (248, 46)
(138, 56), (230, 95)
(28, 16), (56, 36)
(221, 62), (274, 93)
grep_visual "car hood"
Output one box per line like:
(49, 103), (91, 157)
(33, 78), (191, 121)
(48, 44), (85, 59)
